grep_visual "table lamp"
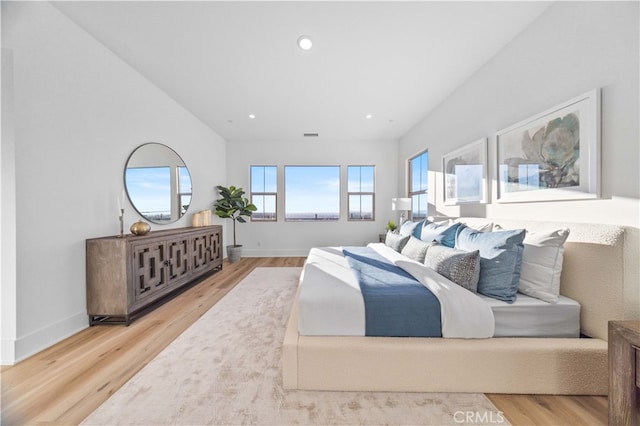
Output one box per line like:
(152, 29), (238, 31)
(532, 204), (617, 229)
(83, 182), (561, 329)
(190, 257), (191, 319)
(391, 197), (412, 225)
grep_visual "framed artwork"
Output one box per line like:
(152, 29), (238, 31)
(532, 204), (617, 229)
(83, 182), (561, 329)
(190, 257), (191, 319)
(496, 89), (600, 203)
(442, 138), (488, 205)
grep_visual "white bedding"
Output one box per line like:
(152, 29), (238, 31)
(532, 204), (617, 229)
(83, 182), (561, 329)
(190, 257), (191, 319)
(482, 293), (580, 337)
(298, 247), (365, 336)
(299, 243), (581, 339)
(298, 244), (495, 338)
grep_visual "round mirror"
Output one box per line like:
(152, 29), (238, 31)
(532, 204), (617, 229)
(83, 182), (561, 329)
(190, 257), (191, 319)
(124, 143), (192, 224)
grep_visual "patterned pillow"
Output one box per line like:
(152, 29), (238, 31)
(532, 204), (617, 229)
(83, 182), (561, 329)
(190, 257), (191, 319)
(424, 242), (481, 292)
(400, 236), (431, 263)
(384, 231), (410, 252)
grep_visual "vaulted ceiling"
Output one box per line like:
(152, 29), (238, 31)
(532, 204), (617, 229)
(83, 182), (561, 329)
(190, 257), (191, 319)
(53, 1), (551, 142)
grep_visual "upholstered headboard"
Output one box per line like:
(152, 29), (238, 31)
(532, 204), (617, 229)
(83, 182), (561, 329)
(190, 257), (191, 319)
(440, 217), (625, 341)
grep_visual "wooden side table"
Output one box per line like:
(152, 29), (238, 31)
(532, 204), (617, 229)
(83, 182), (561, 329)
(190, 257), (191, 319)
(609, 320), (640, 425)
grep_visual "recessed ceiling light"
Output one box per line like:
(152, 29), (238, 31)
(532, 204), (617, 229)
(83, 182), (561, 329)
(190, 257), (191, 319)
(365, 114), (373, 119)
(297, 35), (313, 51)
(248, 114), (256, 119)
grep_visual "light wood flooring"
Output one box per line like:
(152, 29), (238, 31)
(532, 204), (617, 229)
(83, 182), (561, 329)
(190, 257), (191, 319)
(1, 257), (607, 425)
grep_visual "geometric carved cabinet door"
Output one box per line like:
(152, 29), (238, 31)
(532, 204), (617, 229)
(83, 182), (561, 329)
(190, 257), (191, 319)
(167, 238), (189, 282)
(132, 242), (168, 301)
(191, 233), (209, 275)
(205, 229), (222, 264)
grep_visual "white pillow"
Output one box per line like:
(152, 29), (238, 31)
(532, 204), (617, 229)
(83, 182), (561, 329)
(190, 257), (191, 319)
(518, 228), (570, 303)
(400, 236), (430, 263)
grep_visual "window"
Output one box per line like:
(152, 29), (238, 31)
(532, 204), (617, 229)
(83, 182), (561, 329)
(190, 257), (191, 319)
(178, 166), (192, 216)
(250, 166), (277, 221)
(347, 165), (375, 221)
(408, 150), (428, 220)
(285, 166), (340, 221)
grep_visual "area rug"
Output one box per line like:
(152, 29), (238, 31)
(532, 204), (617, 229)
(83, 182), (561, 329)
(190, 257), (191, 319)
(82, 267), (507, 425)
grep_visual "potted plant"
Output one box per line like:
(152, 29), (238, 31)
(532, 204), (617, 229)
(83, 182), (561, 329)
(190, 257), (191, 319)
(386, 220), (398, 233)
(213, 185), (257, 263)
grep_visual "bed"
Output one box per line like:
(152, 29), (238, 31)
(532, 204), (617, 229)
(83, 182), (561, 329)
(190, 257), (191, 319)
(298, 244), (581, 339)
(283, 218), (625, 395)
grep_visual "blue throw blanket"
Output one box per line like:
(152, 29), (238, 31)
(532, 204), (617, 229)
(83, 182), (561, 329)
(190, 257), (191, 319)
(343, 247), (442, 337)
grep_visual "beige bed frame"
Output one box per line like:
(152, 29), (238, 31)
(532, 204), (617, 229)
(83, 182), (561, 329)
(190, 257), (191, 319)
(283, 219), (625, 395)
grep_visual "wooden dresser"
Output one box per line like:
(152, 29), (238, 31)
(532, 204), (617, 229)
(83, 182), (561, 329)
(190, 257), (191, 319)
(609, 320), (640, 425)
(86, 225), (223, 325)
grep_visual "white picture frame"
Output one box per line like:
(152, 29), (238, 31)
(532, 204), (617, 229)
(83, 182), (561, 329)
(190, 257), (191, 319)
(496, 89), (600, 203)
(442, 138), (488, 205)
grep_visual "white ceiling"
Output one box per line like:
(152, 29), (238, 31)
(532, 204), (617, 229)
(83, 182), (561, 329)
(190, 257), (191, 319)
(52, 1), (552, 142)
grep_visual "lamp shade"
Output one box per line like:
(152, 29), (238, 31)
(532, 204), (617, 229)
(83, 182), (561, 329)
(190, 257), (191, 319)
(391, 198), (412, 211)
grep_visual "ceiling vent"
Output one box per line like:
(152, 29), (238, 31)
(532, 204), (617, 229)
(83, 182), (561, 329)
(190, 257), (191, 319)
(303, 133), (319, 137)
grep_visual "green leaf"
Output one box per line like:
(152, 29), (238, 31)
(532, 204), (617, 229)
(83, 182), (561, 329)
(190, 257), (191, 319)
(213, 185), (256, 240)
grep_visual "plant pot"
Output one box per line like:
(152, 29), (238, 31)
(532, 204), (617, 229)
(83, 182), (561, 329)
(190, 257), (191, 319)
(227, 245), (243, 263)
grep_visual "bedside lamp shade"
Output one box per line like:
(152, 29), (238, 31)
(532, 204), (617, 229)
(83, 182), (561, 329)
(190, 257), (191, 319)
(391, 197), (412, 225)
(391, 198), (412, 211)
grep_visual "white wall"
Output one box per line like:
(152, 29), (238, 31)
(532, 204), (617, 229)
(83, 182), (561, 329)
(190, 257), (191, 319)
(226, 139), (398, 256)
(1, 2), (227, 364)
(399, 2), (640, 319)
(1, 47), (18, 363)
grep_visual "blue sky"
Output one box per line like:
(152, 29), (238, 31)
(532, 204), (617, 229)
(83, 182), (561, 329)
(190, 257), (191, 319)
(126, 166), (191, 214)
(251, 166), (277, 193)
(126, 167), (171, 213)
(285, 166), (340, 214)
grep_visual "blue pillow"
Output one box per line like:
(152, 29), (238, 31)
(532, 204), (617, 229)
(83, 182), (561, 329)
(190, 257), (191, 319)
(455, 225), (526, 303)
(420, 221), (461, 248)
(399, 220), (424, 239)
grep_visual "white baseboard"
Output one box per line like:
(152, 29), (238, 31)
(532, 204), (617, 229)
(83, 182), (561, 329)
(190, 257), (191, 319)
(241, 248), (310, 257)
(7, 311), (88, 364)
